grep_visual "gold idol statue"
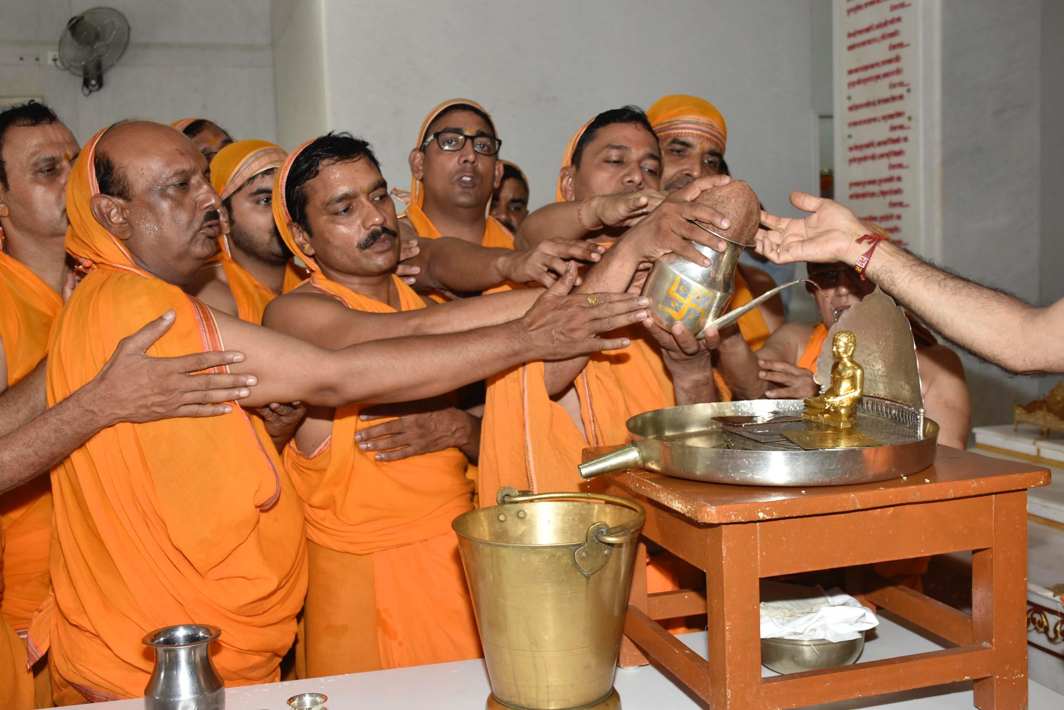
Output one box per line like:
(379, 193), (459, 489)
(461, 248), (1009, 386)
(803, 331), (864, 429)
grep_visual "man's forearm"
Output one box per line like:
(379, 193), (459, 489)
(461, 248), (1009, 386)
(517, 201), (593, 248)
(0, 361), (48, 437)
(413, 289), (540, 335)
(324, 321), (533, 406)
(861, 243), (1052, 372)
(543, 241), (642, 395)
(715, 334), (766, 400)
(670, 362), (718, 405)
(0, 383), (111, 495)
(416, 237), (513, 293)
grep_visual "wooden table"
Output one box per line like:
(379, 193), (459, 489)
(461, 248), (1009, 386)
(590, 446), (1050, 709)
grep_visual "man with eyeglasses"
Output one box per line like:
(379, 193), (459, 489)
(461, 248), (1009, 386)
(714, 258), (971, 450)
(397, 99), (602, 301)
(404, 99), (510, 248)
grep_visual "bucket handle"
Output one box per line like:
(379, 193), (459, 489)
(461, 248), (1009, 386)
(496, 487), (645, 545)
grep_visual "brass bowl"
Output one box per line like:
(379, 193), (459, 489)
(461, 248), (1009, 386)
(760, 633), (865, 674)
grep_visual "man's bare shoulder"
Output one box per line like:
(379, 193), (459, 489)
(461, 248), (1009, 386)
(916, 343), (967, 383)
(263, 284), (345, 331)
(759, 321), (815, 363)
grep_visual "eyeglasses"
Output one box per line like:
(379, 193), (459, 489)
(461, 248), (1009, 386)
(421, 130), (502, 156)
(806, 265), (860, 290)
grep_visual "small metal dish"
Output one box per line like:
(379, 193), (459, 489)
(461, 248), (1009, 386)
(760, 633), (865, 674)
(287, 692), (328, 709)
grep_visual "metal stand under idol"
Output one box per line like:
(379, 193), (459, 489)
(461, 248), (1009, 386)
(453, 489), (644, 710)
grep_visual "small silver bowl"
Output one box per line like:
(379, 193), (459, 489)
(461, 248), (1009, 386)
(760, 633), (865, 674)
(288, 692), (328, 709)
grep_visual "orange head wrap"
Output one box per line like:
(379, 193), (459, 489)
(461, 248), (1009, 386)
(408, 98), (495, 209)
(555, 117), (594, 203)
(646, 94), (728, 155)
(272, 138), (320, 273)
(210, 139), (286, 201)
(65, 126), (142, 272)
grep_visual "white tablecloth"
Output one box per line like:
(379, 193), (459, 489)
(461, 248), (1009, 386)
(68, 615), (1062, 709)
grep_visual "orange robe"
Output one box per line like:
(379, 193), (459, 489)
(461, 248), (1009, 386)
(283, 261), (308, 292)
(0, 248), (61, 640)
(29, 130), (307, 703)
(220, 253), (308, 323)
(283, 274), (479, 673)
(1, 531), (34, 710)
(220, 253), (275, 323)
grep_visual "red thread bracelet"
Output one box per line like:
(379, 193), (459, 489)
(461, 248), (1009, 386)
(853, 234), (886, 280)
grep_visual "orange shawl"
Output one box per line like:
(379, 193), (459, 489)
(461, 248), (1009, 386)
(30, 127), (307, 700)
(282, 274), (473, 553)
(0, 244), (61, 635)
(405, 98), (515, 250)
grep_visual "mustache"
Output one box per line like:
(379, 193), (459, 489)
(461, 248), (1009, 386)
(200, 209), (221, 229)
(357, 226), (398, 250)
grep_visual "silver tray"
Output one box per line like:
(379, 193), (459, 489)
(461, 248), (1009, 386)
(578, 397), (938, 487)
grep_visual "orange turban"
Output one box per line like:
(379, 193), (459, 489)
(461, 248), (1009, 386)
(555, 117), (593, 203)
(646, 94), (727, 154)
(210, 139), (286, 201)
(408, 98), (494, 209)
(65, 127), (142, 272)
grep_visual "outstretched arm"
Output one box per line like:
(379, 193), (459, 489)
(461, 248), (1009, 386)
(517, 190), (665, 248)
(264, 287), (543, 350)
(219, 266), (650, 408)
(755, 192), (1064, 373)
(409, 234), (603, 292)
(0, 312), (255, 495)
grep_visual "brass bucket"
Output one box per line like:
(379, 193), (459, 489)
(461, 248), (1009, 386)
(453, 488), (645, 710)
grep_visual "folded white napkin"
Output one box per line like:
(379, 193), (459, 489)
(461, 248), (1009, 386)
(760, 585), (878, 642)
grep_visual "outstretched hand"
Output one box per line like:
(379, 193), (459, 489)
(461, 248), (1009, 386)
(589, 189), (667, 229)
(501, 238), (605, 287)
(520, 264), (650, 359)
(755, 192), (866, 266)
(85, 311), (257, 424)
(757, 358), (818, 399)
(620, 174), (734, 265)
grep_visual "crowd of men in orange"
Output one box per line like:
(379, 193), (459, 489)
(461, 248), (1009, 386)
(0, 94), (971, 706)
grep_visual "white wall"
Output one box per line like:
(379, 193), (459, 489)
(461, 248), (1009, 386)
(938, 0), (1048, 424)
(271, 0), (326, 149)
(0, 0), (275, 144)
(273, 0), (820, 216)
(1040, 0), (1064, 307)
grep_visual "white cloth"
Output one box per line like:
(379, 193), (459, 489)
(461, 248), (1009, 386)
(760, 585), (878, 642)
